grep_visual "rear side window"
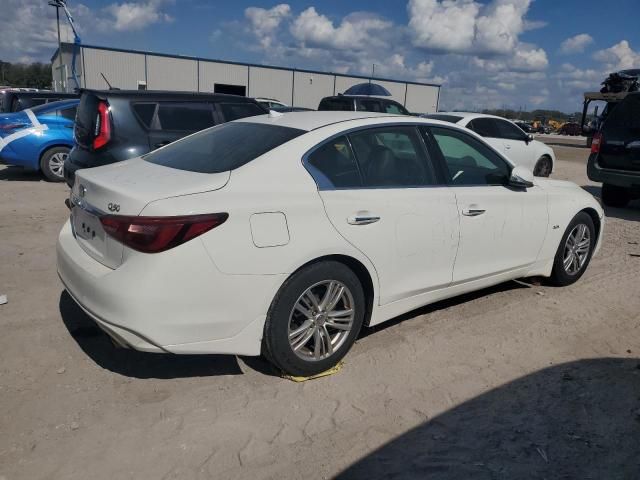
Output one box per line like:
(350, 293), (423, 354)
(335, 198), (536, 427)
(58, 106), (77, 120)
(219, 102), (265, 122)
(494, 119), (527, 140)
(157, 102), (215, 131)
(306, 136), (361, 189)
(423, 114), (463, 124)
(383, 101), (409, 115)
(318, 98), (353, 111)
(132, 103), (157, 128)
(144, 122), (304, 173)
(356, 99), (383, 112)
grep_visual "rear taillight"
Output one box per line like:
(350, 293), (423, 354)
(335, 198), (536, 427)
(93, 101), (111, 150)
(100, 213), (228, 253)
(591, 132), (603, 154)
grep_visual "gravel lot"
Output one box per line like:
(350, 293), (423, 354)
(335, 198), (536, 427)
(1, 146), (639, 479)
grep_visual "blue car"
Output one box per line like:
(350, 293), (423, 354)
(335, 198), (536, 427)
(0, 99), (79, 181)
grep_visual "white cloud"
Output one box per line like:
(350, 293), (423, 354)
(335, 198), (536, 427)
(105, 0), (173, 31)
(593, 40), (640, 71)
(245, 4), (291, 49)
(559, 34), (593, 54)
(290, 8), (391, 51)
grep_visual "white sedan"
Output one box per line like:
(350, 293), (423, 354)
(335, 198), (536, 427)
(424, 112), (556, 177)
(57, 112), (603, 376)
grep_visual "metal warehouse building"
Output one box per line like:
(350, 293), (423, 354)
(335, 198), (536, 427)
(51, 43), (440, 113)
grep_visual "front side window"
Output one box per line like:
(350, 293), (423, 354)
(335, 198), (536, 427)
(349, 126), (436, 187)
(306, 136), (361, 189)
(157, 102), (215, 131)
(429, 126), (511, 186)
(495, 119), (528, 141)
(467, 118), (499, 138)
(383, 101), (409, 115)
(356, 99), (383, 112)
(144, 122), (304, 173)
(218, 102), (265, 122)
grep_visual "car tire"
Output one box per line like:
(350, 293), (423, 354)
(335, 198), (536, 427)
(263, 261), (365, 377)
(40, 146), (69, 182)
(601, 183), (630, 208)
(550, 212), (595, 286)
(533, 156), (552, 177)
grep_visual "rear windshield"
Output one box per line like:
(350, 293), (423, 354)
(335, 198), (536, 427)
(144, 122), (305, 173)
(605, 94), (640, 131)
(423, 114), (463, 124)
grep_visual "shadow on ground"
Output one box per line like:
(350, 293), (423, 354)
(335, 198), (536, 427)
(337, 358), (640, 479)
(0, 166), (44, 182)
(59, 291), (244, 378)
(582, 185), (640, 222)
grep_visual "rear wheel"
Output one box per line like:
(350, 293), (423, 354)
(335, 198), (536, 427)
(533, 156), (552, 177)
(263, 261), (365, 377)
(40, 146), (69, 182)
(601, 183), (630, 208)
(550, 212), (595, 286)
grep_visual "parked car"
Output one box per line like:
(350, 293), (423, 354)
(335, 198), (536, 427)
(318, 95), (410, 115)
(256, 98), (289, 110)
(0, 99), (79, 181)
(588, 92), (640, 207)
(57, 111), (603, 376)
(64, 90), (268, 187)
(0, 90), (78, 113)
(558, 122), (581, 136)
(271, 106), (314, 113)
(423, 112), (556, 176)
(514, 120), (533, 133)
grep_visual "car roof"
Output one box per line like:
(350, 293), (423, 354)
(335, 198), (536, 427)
(239, 111), (444, 132)
(82, 89), (259, 102)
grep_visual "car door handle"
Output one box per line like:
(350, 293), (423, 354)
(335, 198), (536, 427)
(504, 144), (512, 149)
(462, 207), (486, 216)
(347, 214), (380, 225)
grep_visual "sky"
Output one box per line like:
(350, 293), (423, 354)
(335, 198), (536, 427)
(3, 0), (639, 113)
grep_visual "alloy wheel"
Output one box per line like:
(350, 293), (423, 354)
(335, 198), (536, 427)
(49, 152), (68, 178)
(288, 280), (355, 361)
(562, 223), (591, 275)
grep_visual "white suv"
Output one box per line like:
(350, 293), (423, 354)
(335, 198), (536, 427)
(425, 112), (556, 176)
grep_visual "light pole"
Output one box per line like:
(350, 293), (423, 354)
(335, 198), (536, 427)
(48, 0), (65, 91)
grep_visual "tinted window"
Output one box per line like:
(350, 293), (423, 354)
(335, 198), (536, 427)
(467, 118), (499, 137)
(495, 119), (527, 140)
(306, 136), (361, 189)
(157, 102), (215, 131)
(605, 94), (640, 131)
(319, 97), (353, 111)
(144, 122), (304, 173)
(356, 99), (383, 112)
(383, 101), (409, 115)
(58, 106), (77, 120)
(430, 126), (510, 186)
(219, 102), (264, 122)
(132, 103), (157, 128)
(423, 114), (464, 123)
(349, 126), (435, 187)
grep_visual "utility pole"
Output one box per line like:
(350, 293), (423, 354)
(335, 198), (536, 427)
(49, 0), (65, 91)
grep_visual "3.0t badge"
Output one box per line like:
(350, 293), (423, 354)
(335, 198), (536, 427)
(107, 203), (120, 212)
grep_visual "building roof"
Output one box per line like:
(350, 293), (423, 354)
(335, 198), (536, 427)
(52, 43), (441, 89)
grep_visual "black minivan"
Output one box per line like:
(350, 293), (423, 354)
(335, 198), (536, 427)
(64, 90), (267, 187)
(587, 92), (640, 207)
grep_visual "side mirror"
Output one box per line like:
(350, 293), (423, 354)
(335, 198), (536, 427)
(526, 133), (534, 143)
(508, 166), (535, 189)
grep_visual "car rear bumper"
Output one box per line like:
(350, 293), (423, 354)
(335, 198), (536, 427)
(587, 153), (640, 189)
(56, 220), (285, 356)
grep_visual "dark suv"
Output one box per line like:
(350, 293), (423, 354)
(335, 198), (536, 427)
(318, 95), (410, 115)
(64, 90), (267, 187)
(587, 92), (640, 207)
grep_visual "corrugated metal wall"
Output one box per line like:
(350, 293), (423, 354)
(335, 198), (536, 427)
(199, 61), (247, 93)
(83, 48), (145, 90)
(248, 67), (294, 104)
(70, 45), (440, 113)
(146, 56), (197, 91)
(293, 71), (334, 109)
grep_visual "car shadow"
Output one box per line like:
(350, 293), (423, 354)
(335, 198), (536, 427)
(0, 166), (44, 182)
(582, 185), (640, 222)
(59, 291), (243, 378)
(337, 358), (640, 479)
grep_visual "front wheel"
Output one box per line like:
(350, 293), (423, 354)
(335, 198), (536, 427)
(533, 156), (552, 177)
(550, 212), (595, 286)
(263, 261), (365, 377)
(40, 146), (69, 182)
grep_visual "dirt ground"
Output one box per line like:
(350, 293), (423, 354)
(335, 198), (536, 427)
(1, 146), (639, 479)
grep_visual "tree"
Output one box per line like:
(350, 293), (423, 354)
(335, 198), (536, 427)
(0, 60), (52, 89)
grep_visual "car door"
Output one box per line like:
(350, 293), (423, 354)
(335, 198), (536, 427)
(56, 105), (77, 139)
(466, 117), (505, 154)
(493, 119), (536, 171)
(146, 101), (217, 150)
(425, 125), (548, 283)
(306, 125), (459, 305)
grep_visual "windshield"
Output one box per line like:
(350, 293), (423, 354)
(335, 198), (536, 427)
(144, 122), (306, 173)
